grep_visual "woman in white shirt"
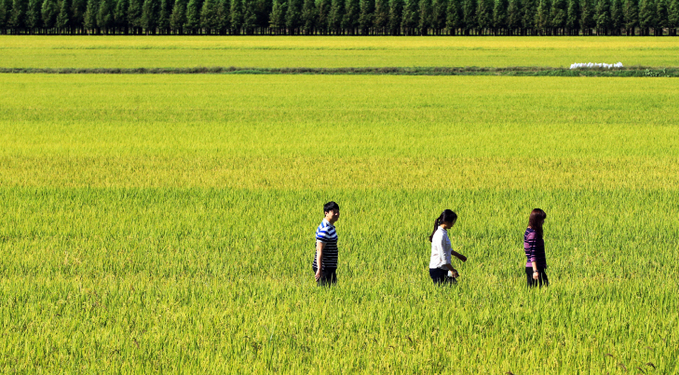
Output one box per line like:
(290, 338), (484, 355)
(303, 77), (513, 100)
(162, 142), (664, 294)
(429, 210), (468, 284)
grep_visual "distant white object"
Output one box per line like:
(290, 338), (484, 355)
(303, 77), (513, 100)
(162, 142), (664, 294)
(570, 62), (624, 69)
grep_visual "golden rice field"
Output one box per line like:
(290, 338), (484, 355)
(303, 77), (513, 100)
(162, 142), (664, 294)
(1, 40), (678, 373)
(1, 36), (679, 68)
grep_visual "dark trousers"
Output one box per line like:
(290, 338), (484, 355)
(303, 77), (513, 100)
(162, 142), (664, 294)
(313, 267), (337, 286)
(429, 268), (457, 285)
(526, 266), (549, 287)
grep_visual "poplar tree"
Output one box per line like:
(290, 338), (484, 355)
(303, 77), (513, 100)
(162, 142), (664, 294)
(0, 0), (8, 32)
(301, 0), (316, 34)
(358, 0), (373, 34)
(373, 0), (387, 32)
(566, 0), (579, 33)
(610, 0), (622, 32)
(200, 0), (216, 32)
(343, 0), (359, 33)
(418, 0), (431, 34)
(242, 0), (255, 33)
(446, 0), (462, 34)
(10, 0), (28, 31)
(656, 0), (668, 33)
(400, 0), (418, 34)
(127, 0), (142, 33)
(462, 0), (476, 33)
(522, 0), (536, 33)
(328, 0), (343, 33)
(26, 0), (42, 31)
(535, 0), (550, 34)
(215, 0), (229, 33)
(318, 0), (330, 33)
(184, 0), (200, 33)
(285, 0), (301, 33)
(623, 0), (637, 34)
(580, 0), (594, 33)
(97, 0), (113, 32)
(507, 0), (521, 33)
(476, 0), (493, 33)
(638, 0), (653, 34)
(72, 0), (87, 32)
(42, 0), (58, 30)
(594, 0), (610, 34)
(83, 0), (98, 32)
(432, 0), (447, 33)
(141, 0), (159, 33)
(268, 0), (285, 33)
(387, 0), (402, 34)
(157, 0), (170, 32)
(551, 0), (566, 33)
(56, 0), (70, 30)
(114, 0), (128, 30)
(169, 0), (186, 32)
(493, 0), (507, 33)
(668, 0), (678, 34)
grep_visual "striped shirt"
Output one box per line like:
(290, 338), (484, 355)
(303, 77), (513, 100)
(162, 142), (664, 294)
(312, 219), (338, 270)
(429, 227), (452, 270)
(524, 228), (547, 268)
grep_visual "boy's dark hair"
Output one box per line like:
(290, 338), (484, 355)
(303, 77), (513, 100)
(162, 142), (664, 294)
(324, 201), (339, 213)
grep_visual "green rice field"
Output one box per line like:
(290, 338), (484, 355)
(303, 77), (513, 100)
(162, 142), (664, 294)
(1, 36), (679, 68)
(1, 40), (679, 373)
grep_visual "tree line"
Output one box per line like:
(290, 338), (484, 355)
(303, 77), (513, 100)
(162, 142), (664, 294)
(1, 0), (678, 35)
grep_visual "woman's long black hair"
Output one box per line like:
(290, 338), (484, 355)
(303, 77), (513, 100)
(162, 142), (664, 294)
(528, 208), (547, 238)
(428, 209), (457, 242)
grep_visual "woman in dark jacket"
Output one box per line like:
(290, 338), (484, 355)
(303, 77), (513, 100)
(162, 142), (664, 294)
(524, 208), (548, 287)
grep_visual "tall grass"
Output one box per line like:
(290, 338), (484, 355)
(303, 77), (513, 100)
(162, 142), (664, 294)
(0, 74), (677, 372)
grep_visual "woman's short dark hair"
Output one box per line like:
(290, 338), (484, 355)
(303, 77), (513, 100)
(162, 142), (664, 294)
(324, 201), (339, 213)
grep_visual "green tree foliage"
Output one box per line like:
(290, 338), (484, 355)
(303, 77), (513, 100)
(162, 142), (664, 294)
(580, 0), (594, 33)
(462, 0), (476, 32)
(493, 0), (508, 32)
(388, 0), (402, 34)
(184, 0), (200, 32)
(400, 0), (418, 34)
(669, 0), (678, 34)
(446, 0), (462, 33)
(269, 0), (285, 32)
(418, 0), (431, 33)
(359, 0), (373, 33)
(432, 0), (447, 32)
(10, 0), (27, 30)
(343, 0), (358, 32)
(610, 0), (622, 32)
(83, 0), (99, 31)
(71, 0), (88, 30)
(200, 0), (217, 32)
(301, 0), (316, 33)
(476, 0), (493, 31)
(285, 0), (301, 33)
(566, 0), (579, 31)
(595, 0), (611, 33)
(169, 0), (186, 32)
(328, 0), (343, 32)
(0, 0), (8, 31)
(41, 0), (58, 29)
(656, 0), (668, 32)
(26, 0), (42, 30)
(315, 0), (329, 32)
(157, 0), (170, 32)
(127, 0), (142, 32)
(623, 0), (638, 33)
(56, 0), (70, 29)
(141, 0), (159, 32)
(535, 0), (550, 33)
(97, 0), (113, 31)
(506, 0), (520, 31)
(551, 0), (566, 32)
(115, 0), (129, 30)
(242, 0), (255, 32)
(373, 0), (388, 32)
(638, 0), (654, 33)
(215, 0), (229, 32)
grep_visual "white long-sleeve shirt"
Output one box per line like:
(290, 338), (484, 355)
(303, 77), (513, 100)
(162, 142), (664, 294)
(429, 227), (452, 270)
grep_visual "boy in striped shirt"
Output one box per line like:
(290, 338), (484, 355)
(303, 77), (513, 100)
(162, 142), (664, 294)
(312, 202), (340, 286)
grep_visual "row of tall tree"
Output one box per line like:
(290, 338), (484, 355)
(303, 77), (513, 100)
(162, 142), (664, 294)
(1, 0), (678, 35)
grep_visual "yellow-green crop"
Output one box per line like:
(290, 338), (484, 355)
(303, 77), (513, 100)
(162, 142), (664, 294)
(1, 74), (678, 373)
(1, 36), (679, 69)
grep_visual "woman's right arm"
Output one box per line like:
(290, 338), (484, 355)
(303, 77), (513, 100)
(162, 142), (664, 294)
(315, 241), (325, 281)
